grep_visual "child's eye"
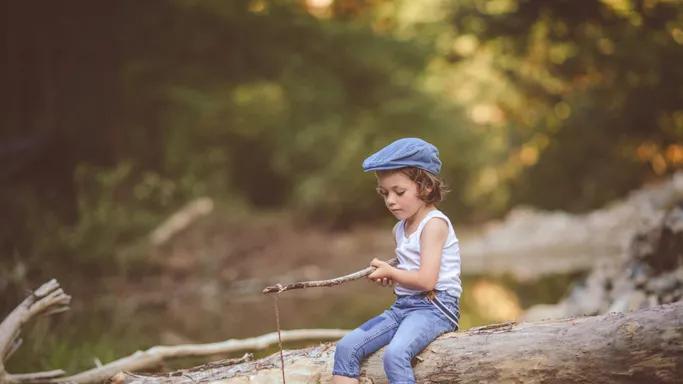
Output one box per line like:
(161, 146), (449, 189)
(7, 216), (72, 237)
(396, 191), (405, 196)
(376, 188), (388, 197)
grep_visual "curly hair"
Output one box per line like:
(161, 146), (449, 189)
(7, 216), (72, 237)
(377, 167), (449, 205)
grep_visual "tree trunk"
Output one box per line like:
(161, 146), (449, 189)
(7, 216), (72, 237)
(113, 301), (683, 384)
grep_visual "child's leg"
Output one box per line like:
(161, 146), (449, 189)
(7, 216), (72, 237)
(382, 309), (454, 384)
(333, 310), (399, 382)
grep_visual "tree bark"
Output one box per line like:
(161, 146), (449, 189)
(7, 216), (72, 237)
(114, 301), (683, 384)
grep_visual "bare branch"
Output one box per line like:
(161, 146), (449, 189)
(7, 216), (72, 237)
(150, 197), (214, 246)
(4, 337), (21, 362)
(28, 289), (71, 319)
(48, 329), (349, 384)
(0, 279), (71, 384)
(262, 257), (398, 294)
(33, 279), (59, 298)
(7, 370), (66, 384)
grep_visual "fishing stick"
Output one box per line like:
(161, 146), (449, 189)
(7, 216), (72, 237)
(262, 257), (399, 294)
(262, 257), (398, 383)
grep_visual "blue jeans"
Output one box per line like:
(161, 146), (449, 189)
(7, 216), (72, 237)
(333, 290), (460, 383)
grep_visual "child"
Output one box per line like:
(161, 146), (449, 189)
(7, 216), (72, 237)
(332, 138), (462, 384)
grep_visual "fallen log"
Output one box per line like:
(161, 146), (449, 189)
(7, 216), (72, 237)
(114, 301), (683, 384)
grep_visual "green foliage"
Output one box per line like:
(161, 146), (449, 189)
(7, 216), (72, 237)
(60, 162), (184, 274)
(449, 0), (683, 211)
(7, 308), (158, 373)
(2, 0), (681, 278)
(0, 162), (189, 283)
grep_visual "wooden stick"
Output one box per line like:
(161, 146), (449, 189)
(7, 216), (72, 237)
(50, 328), (349, 384)
(0, 279), (71, 384)
(9, 370), (66, 383)
(262, 258), (398, 294)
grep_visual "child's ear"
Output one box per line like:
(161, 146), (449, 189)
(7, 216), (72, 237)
(425, 186), (435, 200)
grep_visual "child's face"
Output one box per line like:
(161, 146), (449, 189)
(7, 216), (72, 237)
(376, 171), (427, 221)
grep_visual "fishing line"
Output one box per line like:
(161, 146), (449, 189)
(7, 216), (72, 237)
(273, 289), (286, 383)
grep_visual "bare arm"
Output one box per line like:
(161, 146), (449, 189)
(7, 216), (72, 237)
(369, 218), (448, 291)
(372, 222), (399, 287)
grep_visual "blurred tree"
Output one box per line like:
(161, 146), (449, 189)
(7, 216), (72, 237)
(5, 0), (678, 282)
(1, 0), (481, 280)
(449, 0), (683, 211)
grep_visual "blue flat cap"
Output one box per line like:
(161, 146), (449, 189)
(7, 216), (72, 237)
(362, 138), (442, 175)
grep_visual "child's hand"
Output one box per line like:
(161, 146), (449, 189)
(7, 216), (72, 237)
(368, 258), (394, 286)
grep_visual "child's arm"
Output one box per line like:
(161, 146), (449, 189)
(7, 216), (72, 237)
(364, 223), (401, 288)
(369, 218), (448, 291)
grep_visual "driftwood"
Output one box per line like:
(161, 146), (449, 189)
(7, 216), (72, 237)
(0, 280), (348, 384)
(262, 258), (398, 294)
(115, 301), (683, 384)
(0, 279), (71, 384)
(46, 329), (349, 384)
(149, 197), (214, 246)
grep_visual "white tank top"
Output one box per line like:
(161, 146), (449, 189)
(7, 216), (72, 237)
(393, 209), (462, 297)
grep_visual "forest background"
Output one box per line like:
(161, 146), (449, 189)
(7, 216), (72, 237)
(2, 0), (682, 373)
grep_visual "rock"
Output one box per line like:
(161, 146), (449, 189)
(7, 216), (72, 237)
(523, 191), (683, 320)
(653, 203), (683, 271)
(607, 290), (647, 313)
(645, 268), (681, 293)
(523, 302), (571, 322)
(647, 294), (659, 307)
(564, 282), (608, 316)
(463, 172), (683, 279)
(629, 230), (660, 262)
(628, 261), (652, 288)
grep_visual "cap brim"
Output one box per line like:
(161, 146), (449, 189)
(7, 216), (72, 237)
(362, 164), (410, 172)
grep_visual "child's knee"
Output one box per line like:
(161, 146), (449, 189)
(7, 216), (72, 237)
(333, 340), (362, 377)
(334, 338), (359, 360)
(382, 344), (416, 382)
(382, 343), (412, 368)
